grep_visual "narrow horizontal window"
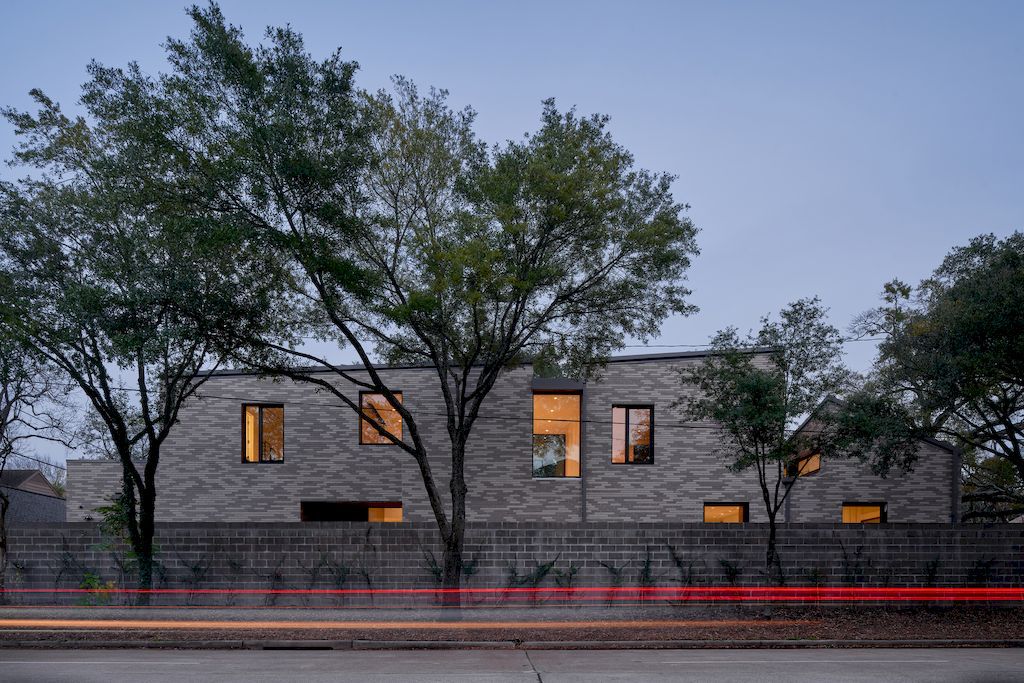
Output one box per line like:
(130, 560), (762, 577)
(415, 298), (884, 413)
(300, 501), (403, 522)
(788, 452), (821, 477)
(703, 502), (748, 523)
(242, 404), (284, 463)
(532, 393), (581, 478)
(842, 502), (886, 523)
(360, 391), (404, 445)
(612, 405), (654, 464)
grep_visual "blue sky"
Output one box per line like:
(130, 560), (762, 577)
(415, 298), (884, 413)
(2, 0), (1022, 377)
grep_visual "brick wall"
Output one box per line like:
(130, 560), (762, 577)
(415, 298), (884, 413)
(4, 522), (1021, 605)
(65, 353), (959, 525)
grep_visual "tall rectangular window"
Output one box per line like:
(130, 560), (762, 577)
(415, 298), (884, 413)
(532, 393), (581, 478)
(612, 405), (654, 464)
(703, 502), (748, 523)
(360, 391), (404, 445)
(242, 404), (284, 463)
(842, 502), (886, 523)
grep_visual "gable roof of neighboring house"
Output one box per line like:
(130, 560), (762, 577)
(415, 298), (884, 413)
(793, 396), (960, 455)
(0, 469), (64, 499)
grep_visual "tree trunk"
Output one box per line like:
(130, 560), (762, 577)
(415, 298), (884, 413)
(440, 438), (468, 606)
(765, 513), (784, 585)
(135, 487), (156, 605)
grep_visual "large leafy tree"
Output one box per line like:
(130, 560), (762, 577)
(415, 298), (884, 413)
(855, 232), (1024, 520)
(0, 79), (268, 594)
(109, 5), (699, 593)
(680, 299), (919, 579)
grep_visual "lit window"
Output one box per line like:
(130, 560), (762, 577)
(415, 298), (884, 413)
(612, 405), (654, 464)
(842, 503), (886, 523)
(532, 393), (581, 478)
(360, 392), (403, 444)
(242, 404), (284, 463)
(788, 452), (821, 477)
(300, 501), (402, 522)
(703, 503), (748, 523)
(367, 506), (403, 522)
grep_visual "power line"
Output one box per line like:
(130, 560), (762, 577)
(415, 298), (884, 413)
(3, 452), (68, 471)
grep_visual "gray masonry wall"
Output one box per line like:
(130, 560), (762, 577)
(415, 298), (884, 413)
(65, 354), (959, 525)
(4, 523), (1021, 606)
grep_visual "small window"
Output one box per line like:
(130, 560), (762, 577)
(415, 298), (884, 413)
(788, 452), (821, 477)
(612, 405), (654, 464)
(842, 502), (886, 523)
(242, 404), (284, 462)
(300, 501), (403, 522)
(532, 393), (581, 478)
(359, 391), (404, 444)
(704, 502), (749, 523)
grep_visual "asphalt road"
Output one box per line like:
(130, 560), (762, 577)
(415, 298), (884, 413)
(1, 648), (1022, 682)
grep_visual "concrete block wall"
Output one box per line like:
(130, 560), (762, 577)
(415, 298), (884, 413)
(4, 522), (1022, 606)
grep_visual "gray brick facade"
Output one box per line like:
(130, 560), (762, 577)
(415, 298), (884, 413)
(65, 352), (959, 525)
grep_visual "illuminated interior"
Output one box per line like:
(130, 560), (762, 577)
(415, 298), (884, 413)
(244, 406), (259, 462)
(243, 404), (283, 462)
(532, 393), (581, 478)
(360, 392), (404, 444)
(703, 503), (748, 523)
(367, 506), (403, 522)
(795, 452), (821, 476)
(842, 503), (885, 523)
(612, 406), (653, 463)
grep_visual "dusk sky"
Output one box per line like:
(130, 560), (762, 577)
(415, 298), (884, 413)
(2, 1), (1022, 459)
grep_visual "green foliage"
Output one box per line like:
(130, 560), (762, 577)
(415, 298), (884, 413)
(856, 232), (1024, 517)
(679, 298), (919, 571)
(77, 572), (116, 607)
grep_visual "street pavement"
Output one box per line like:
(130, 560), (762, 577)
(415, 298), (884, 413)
(0, 647), (1022, 682)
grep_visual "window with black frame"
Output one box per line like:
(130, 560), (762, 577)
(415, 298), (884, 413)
(242, 404), (284, 463)
(611, 405), (653, 464)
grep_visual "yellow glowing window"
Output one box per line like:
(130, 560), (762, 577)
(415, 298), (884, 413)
(612, 405), (654, 464)
(242, 404), (284, 463)
(842, 503), (886, 523)
(703, 503), (748, 523)
(532, 393), (581, 478)
(367, 506), (403, 522)
(360, 392), (403, 445)
(790, 452), (821, 477)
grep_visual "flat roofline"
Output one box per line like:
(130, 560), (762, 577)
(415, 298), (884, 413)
(195, 347), (772, 378)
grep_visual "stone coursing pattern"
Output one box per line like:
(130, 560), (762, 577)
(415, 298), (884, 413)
(5, 523), (1021, 607)
(65, 354), (958, 525)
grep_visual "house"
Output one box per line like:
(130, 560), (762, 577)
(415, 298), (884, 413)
(65, 351), (959, 525)
(0, 469), (66, 524)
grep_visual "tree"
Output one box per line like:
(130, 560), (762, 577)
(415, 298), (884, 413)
(115, 5), (699, 595)
(0, 77), (268, 596)
(679, 299), (918, 579)
(0, 338), (71, 601)
(855, 232), (1024, 519)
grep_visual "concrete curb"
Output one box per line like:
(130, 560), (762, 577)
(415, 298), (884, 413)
(2, 638), (1023, 650)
